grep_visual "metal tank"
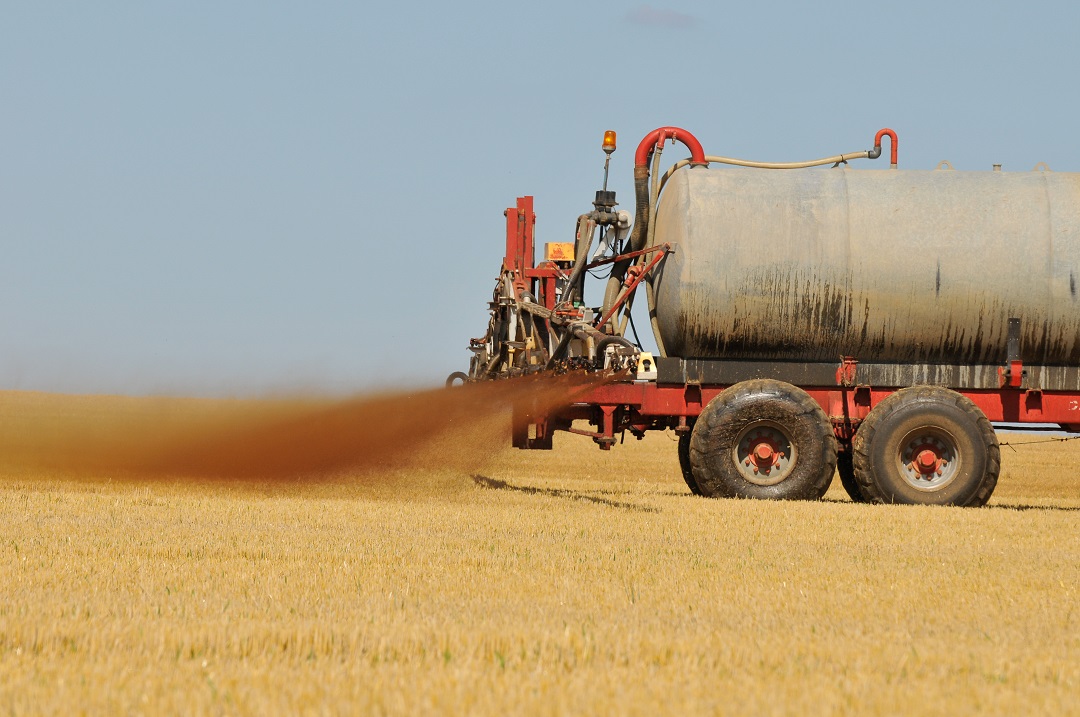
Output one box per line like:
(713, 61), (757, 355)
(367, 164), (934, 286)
(650, 166), (1080, 375)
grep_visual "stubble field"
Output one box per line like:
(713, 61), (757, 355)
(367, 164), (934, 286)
(0, 386), (1077, 715)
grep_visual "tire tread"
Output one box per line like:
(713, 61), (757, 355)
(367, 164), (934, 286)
(852, 386), (999, 506)
(689, 379), (837, 500)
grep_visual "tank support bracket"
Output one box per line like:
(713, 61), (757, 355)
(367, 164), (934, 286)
(999, 317), (1025, 388)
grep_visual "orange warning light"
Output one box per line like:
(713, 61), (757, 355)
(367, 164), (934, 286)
(602, 130), (617, 153)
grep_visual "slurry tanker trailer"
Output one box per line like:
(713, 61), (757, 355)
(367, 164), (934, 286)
(453, 126), (1080, 506)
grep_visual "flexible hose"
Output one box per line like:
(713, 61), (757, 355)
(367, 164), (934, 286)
(646, 146), (669, 357)
(594, 335), (636, 369)
(563, 215), (595, 305)
(595, 336), (636, 354)
(617, 271), (639, 338)
(604, 127), (704, 318)
(601, 167), (651, 318)
(646, 271), (666, 357)
(657, 150), (874, 195)
(646, 144), (664, 252)
(704, 150), (871, 170)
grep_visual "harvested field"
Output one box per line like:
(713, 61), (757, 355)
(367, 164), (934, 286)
(0, 386), (1077, 715)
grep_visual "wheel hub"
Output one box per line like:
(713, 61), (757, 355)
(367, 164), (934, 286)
(734, 423), (796, 486)
(751, 441), (777, 465)
(898, 431), (958, 490)
(912, 447), (946, 475)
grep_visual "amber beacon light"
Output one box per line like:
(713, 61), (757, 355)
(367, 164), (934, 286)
(602, 130), (617, 154)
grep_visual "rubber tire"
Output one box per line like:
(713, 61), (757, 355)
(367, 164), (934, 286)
(445, 371), (470, 388)
(852, 386), (999, 506)
(677, 429), (703, 496)
(836, 452), (868, 503)
(689, 379), (837, 500)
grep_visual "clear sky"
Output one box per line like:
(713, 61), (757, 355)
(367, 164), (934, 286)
(3, 1), (1078, 396)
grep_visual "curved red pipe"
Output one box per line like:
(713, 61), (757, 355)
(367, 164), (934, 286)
(635, 127), (707, 168)
(875, 128), (898, 166)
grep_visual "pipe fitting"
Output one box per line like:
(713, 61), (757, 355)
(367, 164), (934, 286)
(634, 127), (707, 168)
(873, 128), (898, 167)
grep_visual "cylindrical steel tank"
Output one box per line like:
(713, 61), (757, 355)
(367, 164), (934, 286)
(650, 166), (1080, 366)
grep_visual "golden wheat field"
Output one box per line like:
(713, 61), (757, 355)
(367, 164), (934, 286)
(0, 385), (1077, 716)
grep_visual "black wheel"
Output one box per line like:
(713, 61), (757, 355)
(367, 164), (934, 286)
(852, 386), (999, 506)
(688, 379), (837, 500)
(445, 371), (470, 388)
(836, 451), (868, 503)
(677, 429), (703, 496)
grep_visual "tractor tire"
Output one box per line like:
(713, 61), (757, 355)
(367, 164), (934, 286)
(689, 379), (837, 500)
(852, 386), (999, 506)
(836, 452), (868, 503)
(445, 371), (470, 388)
(677, 429), (703, 496)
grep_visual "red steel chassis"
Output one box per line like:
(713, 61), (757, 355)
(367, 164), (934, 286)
(500, 195), (1080, 451)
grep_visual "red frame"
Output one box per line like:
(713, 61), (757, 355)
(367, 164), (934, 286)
(504, 196), (562, 311)
(524, 382), (1080, 450)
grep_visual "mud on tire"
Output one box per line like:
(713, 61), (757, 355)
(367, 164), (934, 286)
(689, 379), (837, 500)
(677, 427), (703, 496)
(852, 386), (999, 507)
(836, 451), (868, 503)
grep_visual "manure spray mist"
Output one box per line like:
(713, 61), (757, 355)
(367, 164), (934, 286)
(0, 373), (611, 485)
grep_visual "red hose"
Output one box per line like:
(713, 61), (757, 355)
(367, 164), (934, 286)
(875, 128), (898, 166)
(635, 127), (707, 168)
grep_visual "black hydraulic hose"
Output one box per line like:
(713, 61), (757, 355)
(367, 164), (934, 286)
(595, 335), (635, 352)
(628, 166), (651, 252)
(594, 335), (635, 370)
(601, 168), (650, 316)
(545, 320), (616, 369)
(545, 330), (574, 369)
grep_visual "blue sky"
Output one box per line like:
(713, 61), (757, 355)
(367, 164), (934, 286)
(2, 1), (1078, 396)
